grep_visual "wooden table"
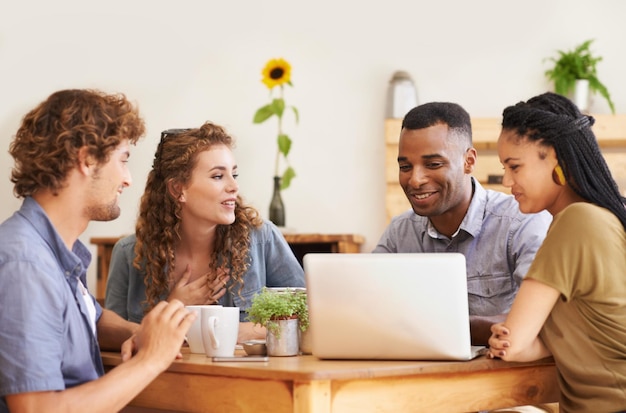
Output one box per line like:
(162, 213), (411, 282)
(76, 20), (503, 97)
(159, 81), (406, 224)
(101, 350), (558, 413)
(90, 233), (364, 302)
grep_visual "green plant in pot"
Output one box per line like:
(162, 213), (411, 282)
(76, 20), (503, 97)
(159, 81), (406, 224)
(246, 288), (307, 336)
(544, 39), (615, 114)
(246, 287), (308, 356)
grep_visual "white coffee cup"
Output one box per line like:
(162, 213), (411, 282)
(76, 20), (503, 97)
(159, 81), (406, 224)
(201, 306), (240, 357)
(185, 305), (223, 354)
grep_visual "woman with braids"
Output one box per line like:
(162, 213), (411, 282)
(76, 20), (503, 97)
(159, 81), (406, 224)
(105, 122), (305, 342)
(488, 92), (626, 412)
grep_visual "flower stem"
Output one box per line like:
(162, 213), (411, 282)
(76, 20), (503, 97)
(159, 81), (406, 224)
(274, 86), (284, 177)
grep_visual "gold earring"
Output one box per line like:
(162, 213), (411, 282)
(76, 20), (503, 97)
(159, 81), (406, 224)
(552, 165), (566, 186)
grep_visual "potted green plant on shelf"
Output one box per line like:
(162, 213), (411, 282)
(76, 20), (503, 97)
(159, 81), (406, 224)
(245, 287), (308, 356)
(544, 39), (615, 114)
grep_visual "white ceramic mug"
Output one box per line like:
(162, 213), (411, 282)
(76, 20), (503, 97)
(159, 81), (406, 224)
(185, 305), (223, 354)
(201, 306), (240, 357)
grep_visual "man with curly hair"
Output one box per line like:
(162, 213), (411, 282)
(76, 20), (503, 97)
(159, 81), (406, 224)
(0, 89), (196, 413)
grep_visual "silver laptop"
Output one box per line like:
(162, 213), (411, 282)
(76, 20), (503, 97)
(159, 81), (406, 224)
(303, 253), (486, 361)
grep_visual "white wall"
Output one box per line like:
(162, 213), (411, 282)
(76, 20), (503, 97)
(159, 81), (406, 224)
(1, 0), (625, 291)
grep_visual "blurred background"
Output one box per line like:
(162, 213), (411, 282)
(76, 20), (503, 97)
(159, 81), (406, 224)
(1, 0), (625, 290)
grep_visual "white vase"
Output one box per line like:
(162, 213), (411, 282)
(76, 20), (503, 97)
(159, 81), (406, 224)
(570, 79), (590, 113)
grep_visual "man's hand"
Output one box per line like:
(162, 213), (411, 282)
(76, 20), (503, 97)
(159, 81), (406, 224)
(125, 299), (196, 371)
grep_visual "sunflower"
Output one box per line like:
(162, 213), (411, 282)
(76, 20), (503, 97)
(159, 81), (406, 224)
(254, 58), (299, 191)
(261, 58), (292, 89)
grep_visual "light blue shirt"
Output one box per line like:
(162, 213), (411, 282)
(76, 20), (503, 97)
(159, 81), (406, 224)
(105, 220), (305, 323)
(0, 197), (103, 412)
(373, 179), (552, 316)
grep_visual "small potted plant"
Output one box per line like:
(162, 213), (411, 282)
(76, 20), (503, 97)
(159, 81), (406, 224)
(544, 39), (615, 114)
(245, 287), (308, 356)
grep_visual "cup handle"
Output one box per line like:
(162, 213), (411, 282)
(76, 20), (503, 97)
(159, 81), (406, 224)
(207, 316), (219, 349)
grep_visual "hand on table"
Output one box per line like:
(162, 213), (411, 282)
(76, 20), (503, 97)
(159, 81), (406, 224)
(121, 299), (196, 371)
(237, 322), (266, 344)
(487, 322), (510, 359)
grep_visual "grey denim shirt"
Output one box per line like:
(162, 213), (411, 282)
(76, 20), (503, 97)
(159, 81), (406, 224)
(373, 178), (552, 316)
(105, 220), (305, 323)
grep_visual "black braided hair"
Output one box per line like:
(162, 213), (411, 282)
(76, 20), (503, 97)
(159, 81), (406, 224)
(501, 91), (626, 230)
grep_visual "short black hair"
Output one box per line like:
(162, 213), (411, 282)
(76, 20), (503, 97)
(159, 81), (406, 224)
(401, 102), (472, 146)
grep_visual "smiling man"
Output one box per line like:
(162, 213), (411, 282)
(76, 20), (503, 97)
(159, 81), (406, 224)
(373, 102), (552, 345)
(0, 89), (195, 413)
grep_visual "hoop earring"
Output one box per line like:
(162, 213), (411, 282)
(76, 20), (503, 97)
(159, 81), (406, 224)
(552, 165), (566, 186)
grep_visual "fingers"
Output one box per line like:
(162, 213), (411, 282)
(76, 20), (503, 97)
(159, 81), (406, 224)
(171, 268), (230, 306)
(132, 300), (197, 370)
(487, 322), (512, 359)
(177, 302), (197, 331)
(208, 274), (229, 290)
(206, 273), (229, 304)
(488, 348), (508, 359)
(144, 300), (197, 343)
(120, 336), (136, 362)
(490, 322), (509, 336)
(210, 286), (227, 304)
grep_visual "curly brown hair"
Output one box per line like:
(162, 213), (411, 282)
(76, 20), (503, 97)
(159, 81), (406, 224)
(9, 89), (145, 197)
(134, 121), (263, 312)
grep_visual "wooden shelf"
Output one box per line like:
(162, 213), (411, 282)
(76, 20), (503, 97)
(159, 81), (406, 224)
(385, 114), (626, 149)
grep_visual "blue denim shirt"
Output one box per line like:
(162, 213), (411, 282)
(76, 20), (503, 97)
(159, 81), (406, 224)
(0, 197), (104, 411)
(373, 179), (552, 316)
(105, 220), (305, 323)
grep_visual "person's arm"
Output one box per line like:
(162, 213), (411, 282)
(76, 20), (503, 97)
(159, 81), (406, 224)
(262, 222), (305, 288)
(469, 314), (506, 346)
(6, 300), (195, 413)
(104, 236), (135, 319)
(488, 279), (558, 362)
(97, 308), (139, 351)
(237, 321), (266, 343)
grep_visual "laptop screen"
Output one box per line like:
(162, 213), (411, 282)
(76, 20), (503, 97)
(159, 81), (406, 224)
(303, 253), (478, 360)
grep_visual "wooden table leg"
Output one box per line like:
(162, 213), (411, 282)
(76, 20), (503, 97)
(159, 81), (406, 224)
(293, 379), (331, 413)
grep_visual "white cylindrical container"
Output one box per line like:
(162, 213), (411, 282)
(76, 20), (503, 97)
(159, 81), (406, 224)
(385, 71), (418, 119)
(571, 79), (590, 113)
(266, 317), (299, 356)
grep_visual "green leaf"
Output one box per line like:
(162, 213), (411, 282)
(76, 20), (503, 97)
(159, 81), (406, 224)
(271, 98), (285, 118)
(291, 106), (299, 124)
(281, 167), (296, 190)
(277, 134), (292, 157)
(543, 39), (615, 114)
(253, 105), (275, 124)
(588, 77), (616, 114)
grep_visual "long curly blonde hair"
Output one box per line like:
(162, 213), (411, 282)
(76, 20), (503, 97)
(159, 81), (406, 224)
(134, 122), (263, 312)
